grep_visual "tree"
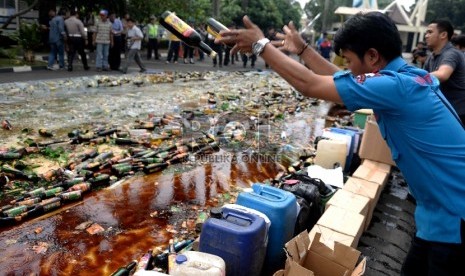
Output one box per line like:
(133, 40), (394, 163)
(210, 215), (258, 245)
(221, 0), (302, 31)
(0, 0), (39, 31)
(425, 0), (465, 32)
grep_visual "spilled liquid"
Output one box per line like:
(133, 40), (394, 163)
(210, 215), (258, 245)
(0, 152), (280, 275)
(0, 72), (332, 275)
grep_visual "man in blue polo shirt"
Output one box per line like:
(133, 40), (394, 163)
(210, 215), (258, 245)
(217, 12), (465, 276)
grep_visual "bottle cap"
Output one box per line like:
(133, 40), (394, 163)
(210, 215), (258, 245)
(175, 254), (187, 264)
(209, 207), (223, 219)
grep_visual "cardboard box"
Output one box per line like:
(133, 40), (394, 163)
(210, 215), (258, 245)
(309, 225), (358, 248)
(361, 159), (392, 174)
(352, 164), (390, 189)
(358, 118), (396, 166)
(316, 205), (365, 247)
(343, 177), (381, 230)
(273, 231), (366, 276)
(325, 189), (370, 218)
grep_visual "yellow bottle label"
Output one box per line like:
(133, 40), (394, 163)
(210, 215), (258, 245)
(207, 25), (221, 39)
(165, 13), (193, 37)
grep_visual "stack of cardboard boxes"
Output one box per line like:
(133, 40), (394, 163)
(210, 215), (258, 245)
(275, 115), (395, 276)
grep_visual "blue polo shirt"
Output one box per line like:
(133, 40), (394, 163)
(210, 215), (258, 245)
(334, 57), (465, 243)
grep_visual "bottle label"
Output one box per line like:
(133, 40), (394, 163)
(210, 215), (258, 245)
(44, 187), (64, 197)
(165, 13), (193, 37)
(60, 191), (82, 201)
(206, 26), (221, 39)
(43, 201), (61, 212)
(4, 205), (27, 217)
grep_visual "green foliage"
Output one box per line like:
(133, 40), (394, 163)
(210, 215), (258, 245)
(12, 21), (41, 51)
(425, 0), (465, 32)
(40, 146), (69, 165)
(0, 47), (19, 59)
(220, 0), (302, 32)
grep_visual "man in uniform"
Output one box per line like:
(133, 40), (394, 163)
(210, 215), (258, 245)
(145, 16), (160, 60)
(64, 10), (89, 71)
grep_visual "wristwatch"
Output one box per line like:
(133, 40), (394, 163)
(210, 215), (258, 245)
(252, 38), (270, 56)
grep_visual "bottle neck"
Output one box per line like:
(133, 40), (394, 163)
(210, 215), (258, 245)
(199, 41), (217, 58)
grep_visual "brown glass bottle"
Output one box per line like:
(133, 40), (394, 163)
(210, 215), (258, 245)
(159, 11), (217, 58)
(206, 17), (234, 48)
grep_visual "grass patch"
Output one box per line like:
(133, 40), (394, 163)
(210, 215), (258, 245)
(0, 58), (46, 68)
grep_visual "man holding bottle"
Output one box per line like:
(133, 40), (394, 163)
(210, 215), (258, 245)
(216, 13), (465, 276)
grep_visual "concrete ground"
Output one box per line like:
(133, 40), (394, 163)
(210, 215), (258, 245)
(0, 47), (416, 276)
(0, 48), (267, 83)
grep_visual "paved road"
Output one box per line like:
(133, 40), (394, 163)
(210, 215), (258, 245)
(0, 50), (268, 84)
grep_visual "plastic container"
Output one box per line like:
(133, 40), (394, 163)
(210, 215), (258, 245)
(314, 139), (347, 169)
(354, 109), (373, 129)
(169, 251), (225, 276)
(222, 203), (271, 243)
(235, 184), (298, 275)
(199, 205), (268, 276)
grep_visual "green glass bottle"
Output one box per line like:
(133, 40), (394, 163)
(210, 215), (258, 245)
(110, 260), (138, 276)
(143, 163), (168, 174)
(59, 191), (82, 202)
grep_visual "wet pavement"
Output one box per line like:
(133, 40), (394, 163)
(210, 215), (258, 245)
(0, 58), (415, 276)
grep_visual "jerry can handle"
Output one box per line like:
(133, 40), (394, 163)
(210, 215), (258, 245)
(252, 184), (283, 200)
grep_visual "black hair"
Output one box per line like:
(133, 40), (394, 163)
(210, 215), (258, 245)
(334, 12), (402, 62)
(58, 8), (67, 16)
(415, 50), (427, 57)
(452, 34), (465, 47)
(127, 18), (134, 23)
(430, 19), (454, 40)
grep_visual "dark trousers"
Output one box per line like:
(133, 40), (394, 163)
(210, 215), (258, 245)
(183, 44), (194, 61)
(147, 38), (159, 59)
(109, 36), (122, 70)
(86, 31), (94, 52)
(401, 220), (465, 276)
(167, 41), (180, 62)
(223, 47), (231, 65)
(67, 37), (88, 70)
(211, 42), (223, 67)
(242, 53), (256, 68)
(459, 114), (465, 125)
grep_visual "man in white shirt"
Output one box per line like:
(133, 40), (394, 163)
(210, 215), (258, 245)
(121, 18), (146, 74)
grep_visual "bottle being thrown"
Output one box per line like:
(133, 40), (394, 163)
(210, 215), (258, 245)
(159, 11), (217, 58)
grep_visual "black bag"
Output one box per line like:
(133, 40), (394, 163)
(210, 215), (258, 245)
(280, 176), (323, 235)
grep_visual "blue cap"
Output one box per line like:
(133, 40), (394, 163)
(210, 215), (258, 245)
(175, 254), (188, 264)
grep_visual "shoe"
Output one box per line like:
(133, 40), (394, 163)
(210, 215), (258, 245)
(184, 59), (188, 64)
(120, 69), (127, 74)
(102, 67), (109, 71)
(47, 66), (56, 71)
(84, 66), (90, 71)
(139, 69), (146, 73)
(96, 68), (102, 72)
(190, 58), (194, 64)
(166, 61), (169, 64)
(174, 61), (178, 64)
(67, 66), (73, 72)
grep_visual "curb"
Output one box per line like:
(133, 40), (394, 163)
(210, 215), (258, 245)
(0, 65), (47, 73)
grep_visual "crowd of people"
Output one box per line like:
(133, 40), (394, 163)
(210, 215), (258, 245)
(42, 8), (261, 74)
